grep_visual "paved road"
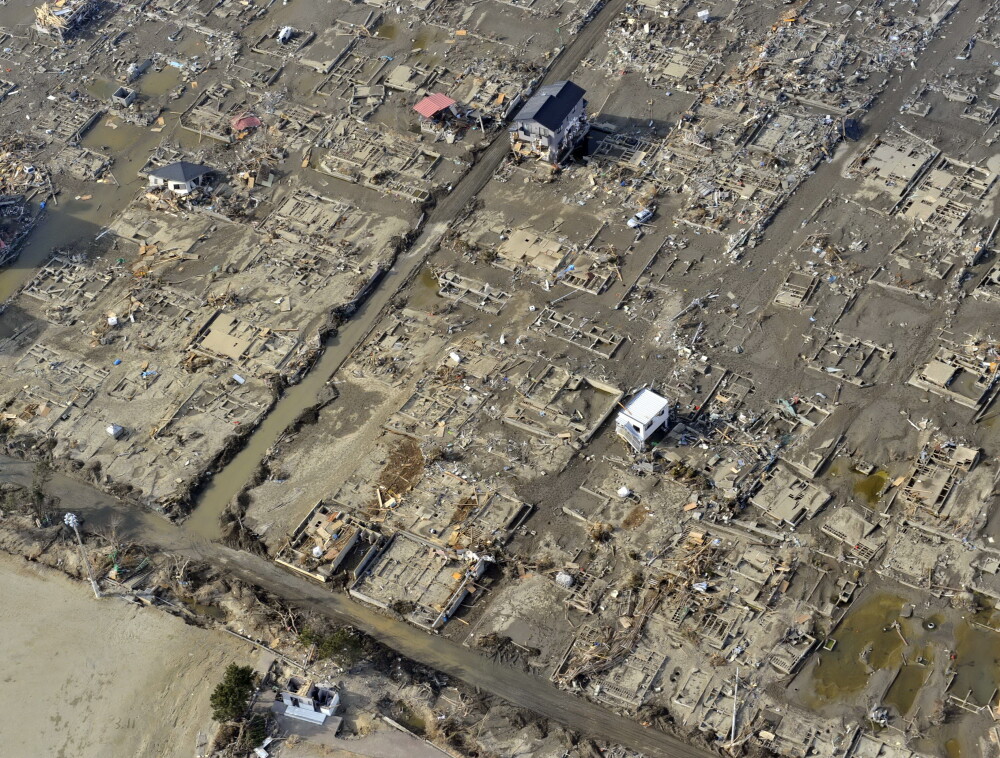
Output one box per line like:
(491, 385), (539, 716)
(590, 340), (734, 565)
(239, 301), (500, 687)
(0, 457), (714, 757)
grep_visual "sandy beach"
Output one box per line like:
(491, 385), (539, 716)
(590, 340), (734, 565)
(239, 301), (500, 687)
(0, 552), (252, 758)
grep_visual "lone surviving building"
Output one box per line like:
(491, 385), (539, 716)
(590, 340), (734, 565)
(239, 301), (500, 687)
(147, 161), (214, 195)
(615, 389), (670, 452)
(510, 80), (588, 163)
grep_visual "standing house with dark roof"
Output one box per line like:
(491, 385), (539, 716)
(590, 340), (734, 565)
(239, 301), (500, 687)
(147, 161), (214, 195)
(510, 81), (587, 163)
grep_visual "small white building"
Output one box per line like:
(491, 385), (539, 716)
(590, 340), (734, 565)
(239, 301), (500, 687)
(275, 677), (340, 725)
(147, 161), (213, 195)
(615, 389), (670, 452)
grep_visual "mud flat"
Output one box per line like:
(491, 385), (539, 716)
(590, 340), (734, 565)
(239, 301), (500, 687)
(0, 552), (251, 758)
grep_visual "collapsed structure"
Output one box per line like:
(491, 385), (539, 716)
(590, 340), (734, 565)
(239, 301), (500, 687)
(2, 0), (1000, 756)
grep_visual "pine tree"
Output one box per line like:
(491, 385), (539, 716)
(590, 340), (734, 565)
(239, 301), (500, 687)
(210, 663), (256, 722)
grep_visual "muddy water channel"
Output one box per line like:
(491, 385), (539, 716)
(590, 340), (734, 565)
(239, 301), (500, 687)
(0, 65), (435, 540)
(184, 247), (435, 540)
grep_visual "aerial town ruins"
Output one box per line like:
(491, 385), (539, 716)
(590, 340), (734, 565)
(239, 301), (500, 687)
(2, 0), (1000, 756)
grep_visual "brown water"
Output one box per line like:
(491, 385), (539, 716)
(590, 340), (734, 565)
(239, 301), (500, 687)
(84, 77), (119, 101)
(950, 621), (1000, 706)
(0, 108), (189, 303)
(180, 597), (227, 620)
(376, 22), (398, 40)
(811, 593), (907, 701)
(139, 67), (182, 98)
(884, 659), (930, 717)
(854, 470), (889, 505)
(407, 265), (442, 312)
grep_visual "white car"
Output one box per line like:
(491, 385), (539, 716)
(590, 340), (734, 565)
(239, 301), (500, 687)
(627, 208), (654, 228)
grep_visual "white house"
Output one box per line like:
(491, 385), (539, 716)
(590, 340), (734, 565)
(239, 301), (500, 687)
(275, 677), (340, 725)
(615, 389), (670, 452)
(147, 161), (213, 195)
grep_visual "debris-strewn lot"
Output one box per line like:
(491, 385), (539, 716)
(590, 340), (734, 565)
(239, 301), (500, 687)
(0, 489), (650, 758)
(3, 0), (1000, 756)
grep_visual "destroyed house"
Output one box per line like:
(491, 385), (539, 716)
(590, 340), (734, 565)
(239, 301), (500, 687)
(275, 676), (339, 725)
(348, 532), (490, 630)
(148, 162), (214, 195)
(510, 81), (587, 163)
(414, 93), (458, 122)
(274, 503), (381, 582)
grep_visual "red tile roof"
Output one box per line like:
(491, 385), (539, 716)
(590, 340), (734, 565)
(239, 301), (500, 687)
(413, 93), (456, 118)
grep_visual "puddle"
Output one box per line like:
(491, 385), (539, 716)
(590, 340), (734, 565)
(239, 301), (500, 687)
(84, 78), (118, 100)
(139, 67), (182, 98)
(411, 29), (433, 49)
(825, 457), (851, 478)
(917, 719), (977, 758)
(884, 661), (929, 716)
(811, 593), (907, 701)
(82, 118), (147, 156)
(396, 710), (426, 735)
(179, 598), (227, 620)
(376, 22), (398, 39)
(407, 266), (441, 311)
(854, 470), (889, 505)
(971, 593), (1000, 628)
(175, 125), (218, 151)
(950, 621), (1000, 706)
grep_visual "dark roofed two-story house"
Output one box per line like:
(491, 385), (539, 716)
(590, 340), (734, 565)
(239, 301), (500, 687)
(147, 161), (214, 195)
(510, 80), (588, 163)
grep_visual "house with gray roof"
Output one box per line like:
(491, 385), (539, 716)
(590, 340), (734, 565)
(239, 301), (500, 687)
(510, 80), (588, 163)
(147, 161), (214, 195)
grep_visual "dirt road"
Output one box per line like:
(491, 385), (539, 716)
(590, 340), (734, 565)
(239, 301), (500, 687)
(0, 457), (715, 758)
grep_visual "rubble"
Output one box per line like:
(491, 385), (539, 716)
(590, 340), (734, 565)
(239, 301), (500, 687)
(2, 0), (1000, 756)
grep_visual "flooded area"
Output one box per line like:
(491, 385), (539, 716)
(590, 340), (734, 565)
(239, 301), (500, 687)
(407, 265), (443, 312)
(810, 593), (907, 701)
(138, 66), (182, 98)
(0, 0), (996, 755)
(853, 470), (890, 505)
(884, 660), (931, 717)
(950, 620), (1000, 706)
(376, 21), (398, 39)
(0, 96), (194, 303)
(797, 585), (1000, 755)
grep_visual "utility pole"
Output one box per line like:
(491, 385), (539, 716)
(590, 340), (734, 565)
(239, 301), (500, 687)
(65, 512), (100, 599)
(730, 666), (739, 749)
